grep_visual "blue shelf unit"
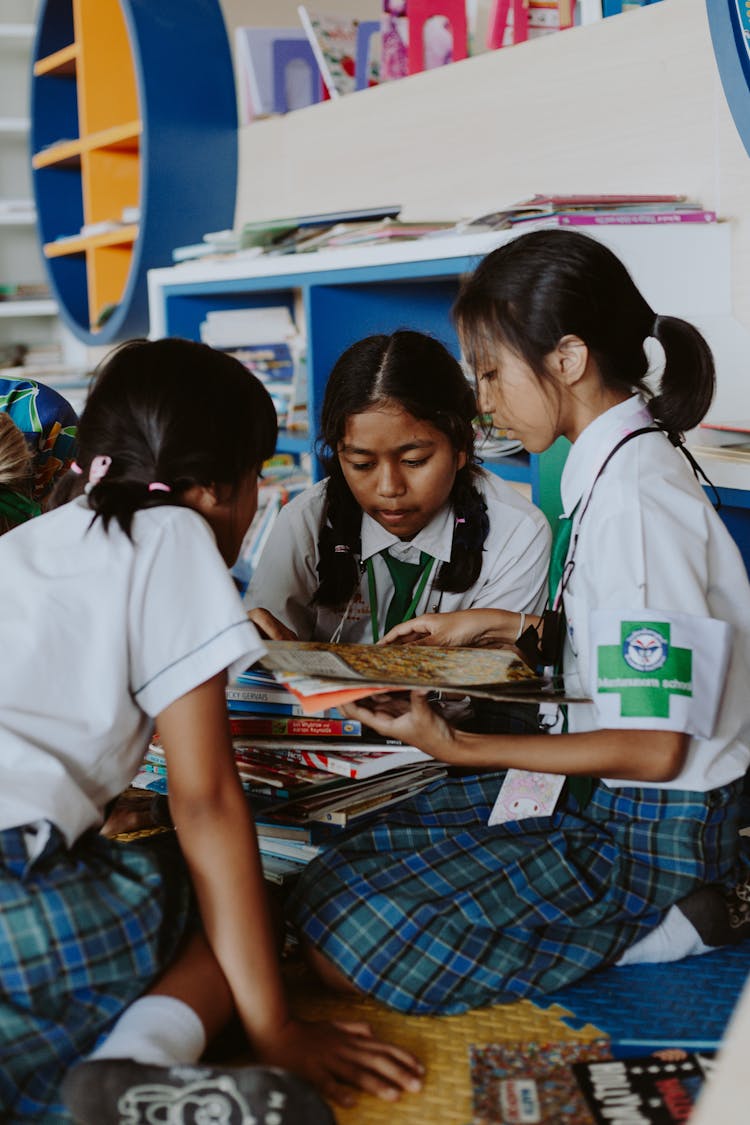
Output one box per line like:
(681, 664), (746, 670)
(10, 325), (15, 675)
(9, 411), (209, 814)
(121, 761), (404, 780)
(157, 252), (533, 493)
(30, 0), (238, 346)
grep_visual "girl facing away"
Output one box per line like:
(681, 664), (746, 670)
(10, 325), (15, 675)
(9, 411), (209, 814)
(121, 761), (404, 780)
(287, 229), (750, 1015)
(247, 329), (551, 649)
(0, 338), (422, 1124)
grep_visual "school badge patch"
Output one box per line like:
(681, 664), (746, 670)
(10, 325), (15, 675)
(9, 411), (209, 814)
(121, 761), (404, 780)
(590, 610), (731, 737)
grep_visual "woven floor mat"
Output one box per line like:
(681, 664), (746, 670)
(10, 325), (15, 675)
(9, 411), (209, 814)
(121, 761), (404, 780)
(281, 962), (605, 1125)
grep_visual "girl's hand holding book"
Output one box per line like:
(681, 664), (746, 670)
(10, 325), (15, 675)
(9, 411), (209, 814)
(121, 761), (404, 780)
(255, 1016), (424, 1107)
(342, 690), (462, 764)
(380, 608), (525, 649)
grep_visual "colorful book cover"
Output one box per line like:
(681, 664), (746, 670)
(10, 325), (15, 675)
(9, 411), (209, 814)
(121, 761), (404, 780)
(381, 2), (409, 81)
(470, 1040), (613, 1125)
(573, 1049), (716, 1124)
(232, 739), (431, 780)
(297, 6), (358, 98)
(556, 210), (717, 226)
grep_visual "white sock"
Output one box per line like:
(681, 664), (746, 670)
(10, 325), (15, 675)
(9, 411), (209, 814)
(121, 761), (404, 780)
(88, 995), (207, 1066)
(616, 904), (714, 967)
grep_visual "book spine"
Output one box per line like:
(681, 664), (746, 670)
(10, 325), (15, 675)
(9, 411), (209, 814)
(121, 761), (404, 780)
(557, 210), (717, 226)
(251, 745), (359, 779)
(226, 684), (298, 705)
(226, 699), (307, 717)
(229, 716), (361, 737)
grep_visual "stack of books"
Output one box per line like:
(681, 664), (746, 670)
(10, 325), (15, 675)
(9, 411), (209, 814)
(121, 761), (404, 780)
(132, 666), (445, 884)
(457, 193), (718, 230)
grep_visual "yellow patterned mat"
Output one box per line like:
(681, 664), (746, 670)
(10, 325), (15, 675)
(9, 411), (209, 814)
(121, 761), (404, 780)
(282, 964), (605, 1125)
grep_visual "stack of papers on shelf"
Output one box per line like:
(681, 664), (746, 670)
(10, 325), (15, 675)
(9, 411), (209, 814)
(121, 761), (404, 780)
(455, 194), (718, 231)
(688, 421), (750, 462)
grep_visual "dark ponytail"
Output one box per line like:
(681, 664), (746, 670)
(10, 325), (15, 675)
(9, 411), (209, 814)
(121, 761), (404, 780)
(454, 228), (715, 437)
(313, 330), (489, 609)
(650, 314), (715, 435)
(77, 337), (277, 537)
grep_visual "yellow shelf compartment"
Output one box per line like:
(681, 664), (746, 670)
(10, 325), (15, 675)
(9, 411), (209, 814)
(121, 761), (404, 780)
(87, 241), (136, 333)
(32, 119), (141, 170)
(33, 41), (78, 77)
(43, 223), (138, 258)
(74, 0), (139, 137)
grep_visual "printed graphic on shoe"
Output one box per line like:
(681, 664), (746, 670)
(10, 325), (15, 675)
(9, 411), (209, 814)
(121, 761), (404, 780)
(117, 1071), (279, 1124)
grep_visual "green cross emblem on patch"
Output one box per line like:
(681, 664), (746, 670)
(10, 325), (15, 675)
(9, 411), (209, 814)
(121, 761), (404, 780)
(597, 620), (692, 718)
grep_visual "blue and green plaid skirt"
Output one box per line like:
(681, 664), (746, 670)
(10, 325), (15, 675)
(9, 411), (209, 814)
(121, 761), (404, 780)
(0, 823), (192, 1123)
(288, 772), (746, 1015)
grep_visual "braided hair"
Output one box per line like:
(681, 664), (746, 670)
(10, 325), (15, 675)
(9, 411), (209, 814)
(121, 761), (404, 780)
(314, 330), (489, 609)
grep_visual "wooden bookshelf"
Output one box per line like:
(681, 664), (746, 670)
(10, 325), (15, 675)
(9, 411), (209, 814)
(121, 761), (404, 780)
(30, 0), (238, 345)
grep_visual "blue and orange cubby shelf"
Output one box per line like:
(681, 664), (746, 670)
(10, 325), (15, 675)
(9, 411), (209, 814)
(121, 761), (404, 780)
(30, 0), (238, 346)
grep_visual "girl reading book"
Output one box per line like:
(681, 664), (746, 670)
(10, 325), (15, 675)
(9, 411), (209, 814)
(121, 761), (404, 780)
(287, 229), (750, 1014)
(0, 337), (422, 1122)
(247, 329), (551, 648)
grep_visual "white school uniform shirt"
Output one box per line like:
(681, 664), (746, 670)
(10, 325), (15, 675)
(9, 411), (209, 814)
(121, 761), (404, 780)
(559, 394), (750, 791)
(0, 496), (265, 846)
(247, 469), (551, 643)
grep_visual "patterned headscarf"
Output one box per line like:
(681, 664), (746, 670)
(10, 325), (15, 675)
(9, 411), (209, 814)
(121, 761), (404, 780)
(0, 378), (78, 503)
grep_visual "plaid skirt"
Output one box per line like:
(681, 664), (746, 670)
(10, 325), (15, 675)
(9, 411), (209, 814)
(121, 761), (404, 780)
(0, 823), (193, 1123)
(288, 772), (746, 1015)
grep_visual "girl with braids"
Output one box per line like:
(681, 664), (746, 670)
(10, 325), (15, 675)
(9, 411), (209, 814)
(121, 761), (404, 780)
(247, 329), (551, 649)
(288, 230), (750, 1015)
(0, 338), (422, 1123)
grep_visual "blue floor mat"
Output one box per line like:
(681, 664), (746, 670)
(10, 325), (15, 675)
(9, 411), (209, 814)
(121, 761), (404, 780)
(533, 942), (750, 1053)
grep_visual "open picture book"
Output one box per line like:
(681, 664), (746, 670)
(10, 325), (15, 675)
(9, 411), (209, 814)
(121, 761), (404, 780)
(257, 640), (590, 714)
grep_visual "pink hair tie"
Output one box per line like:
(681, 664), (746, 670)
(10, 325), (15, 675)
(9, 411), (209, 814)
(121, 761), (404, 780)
(88, 455), (112, 486)
(70, 461), (83, 475)
(148, 482), (171, 493)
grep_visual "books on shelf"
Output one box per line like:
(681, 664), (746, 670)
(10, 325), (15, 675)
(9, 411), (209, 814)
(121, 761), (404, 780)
(688, 421), (750, 463)
(235, 26), (320, 121)
(457, 193), (717, 232)
(297, 6), (359, 98)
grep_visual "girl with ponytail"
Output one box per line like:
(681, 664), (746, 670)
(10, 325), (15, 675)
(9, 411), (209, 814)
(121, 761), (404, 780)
(248, 329), (550, 646)
(0, 337), (422, 1122)
(288, 230), (750, 1017)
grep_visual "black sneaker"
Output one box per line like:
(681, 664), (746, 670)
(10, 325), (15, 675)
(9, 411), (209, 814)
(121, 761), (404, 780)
(61, 1058), (336, 1125)
(678, 883), (750, 947)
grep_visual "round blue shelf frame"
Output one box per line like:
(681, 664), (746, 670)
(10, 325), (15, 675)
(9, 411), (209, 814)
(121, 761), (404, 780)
(31, 0), (238, 346)
(706, 0), (750, 159)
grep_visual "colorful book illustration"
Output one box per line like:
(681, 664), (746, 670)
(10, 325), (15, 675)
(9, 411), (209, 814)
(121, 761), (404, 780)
(297, 6), (359, 98)
(381, 2), (409, 81)
(258, 638), (578, 715)
(470, 1039), (716, 1124)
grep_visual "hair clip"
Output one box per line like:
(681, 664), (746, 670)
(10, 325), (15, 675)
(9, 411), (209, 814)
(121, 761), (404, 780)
(148, 482), (171, 493)
(85, 455), (112, 493)
(455, 517), (466, 525)
(334, 544), (351, 554)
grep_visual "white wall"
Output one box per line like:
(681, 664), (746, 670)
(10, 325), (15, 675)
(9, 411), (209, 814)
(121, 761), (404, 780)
(222, 0), (750, 416)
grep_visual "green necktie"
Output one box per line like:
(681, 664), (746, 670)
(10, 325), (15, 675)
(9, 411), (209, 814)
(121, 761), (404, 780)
(382, 550), (432, 634)
(548, 511), (575, 607)
(548, 510), (592, 810)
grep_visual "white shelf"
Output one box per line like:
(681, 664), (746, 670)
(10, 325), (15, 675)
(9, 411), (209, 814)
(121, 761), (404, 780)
(0, 210), (36, 226)
(0, 24), (35, 42)
(0, 299), (58, 318)
(0, 117), (30, 134)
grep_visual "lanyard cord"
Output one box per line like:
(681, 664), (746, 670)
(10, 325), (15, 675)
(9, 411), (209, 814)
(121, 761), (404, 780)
(557, 424), (721, 606)
(366, 555), (436, 644)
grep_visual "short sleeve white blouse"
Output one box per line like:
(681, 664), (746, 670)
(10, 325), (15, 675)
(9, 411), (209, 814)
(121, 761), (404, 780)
(0, 496), (265, 844)
(247, 469), (551, 643)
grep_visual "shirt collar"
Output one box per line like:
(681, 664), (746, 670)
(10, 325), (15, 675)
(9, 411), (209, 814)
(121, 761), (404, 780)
(360, 500), (455, 563)
(560, 394), (654, 517)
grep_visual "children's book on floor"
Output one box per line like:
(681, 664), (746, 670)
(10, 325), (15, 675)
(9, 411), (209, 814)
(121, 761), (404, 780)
(469, 1039), (716, 1125)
